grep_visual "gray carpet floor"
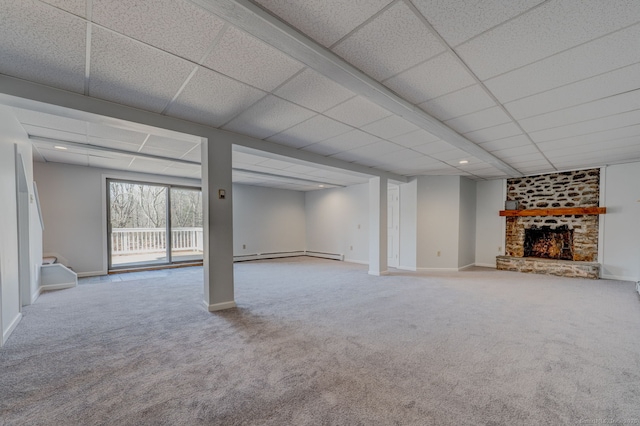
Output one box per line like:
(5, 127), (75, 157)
(1, 257), (639, 425)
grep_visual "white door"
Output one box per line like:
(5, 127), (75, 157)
(387, 186), (400, 268)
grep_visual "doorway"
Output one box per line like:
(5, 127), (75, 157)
(107, 179), (203, 270)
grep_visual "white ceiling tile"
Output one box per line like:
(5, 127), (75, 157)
(431, 148), (472, 163)
(518, 90), (640, 133)
(90, 28), (194, 113)
(505, 62), (640, 120)
(139, 146), (189, 159)
(324, 96), (392, 127)
(361, 115), (419, 139)
(267, 115), (352, 149)
(23, 125), (87, 143)
(274, 68), (354, 112)
(165, 66), (266, 127)
(332, 1), (445, 80)
(87, 123), (148, 144)
(180, 148), (201, 162)
(549, 143), (640, 165)
(384, 53), (476, 104)
(412, 0), (544, 47)
(485, 23), (640, 103)
(39, 149), (88, 166)
(302, 130), (382, 156)
(128, 157), (170, 174)
(411, 140), (453, 155)
(87, 137), (143, 152)
(232, 151), (270, 165)
(255, 159), (296, 170)
(541, 135), (640, 158)
(222, 95), (316, 139)
(284, 164), (319, 174)
(254, 0), (392, 47)
(444, 106), (511, 134)
(204, 26), (304, 91)
(489, 144), (541, 160)
(457, 1), (640, 80)
(463, 123), (522, 144)
(529, 109), (640, 143)
(478, 134), (531, 152)
(92, 0), (225, 63)
(14, 109), (87, 134)
(40, 0), (86, 17)
(370, 148), (423, 167)
(389, 129), (440, 148)
(0, 0), (86, 93)
(88, 156), (135, 170)
(535, 124), (640, 152)
(330, 141), (403, 164)
(144, 135), (198, 152)
(420, 85), (496, 121)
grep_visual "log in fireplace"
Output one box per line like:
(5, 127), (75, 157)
(523, 225), (574, 261)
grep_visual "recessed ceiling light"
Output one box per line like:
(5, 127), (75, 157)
(459, 160), (469, 164)
(54, 146), (68, 150)
(319, 185), (325, 188)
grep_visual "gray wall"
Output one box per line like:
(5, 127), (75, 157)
(233, 183), (306, 256)
(474, 179), (506, 267)
(305, 183), (369, 263)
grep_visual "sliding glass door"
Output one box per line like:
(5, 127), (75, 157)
(108, 179), (202, 269)
(170, 187), (203, 263)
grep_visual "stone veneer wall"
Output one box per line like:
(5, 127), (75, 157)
(505, 168), (600, 262)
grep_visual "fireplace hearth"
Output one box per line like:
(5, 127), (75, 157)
(524, 225), (573, 260)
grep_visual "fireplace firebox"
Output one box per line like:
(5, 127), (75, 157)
(523, 225), (573, 260)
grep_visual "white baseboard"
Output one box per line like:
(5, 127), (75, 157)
(203, 300), (237, 312)
(458, 263), (476, 271)
(474, 263), (497, 268)
(417, 267), (460, 272)
(397, 265), (417, 271)
(601, 274), (638, 282)
(305, 251), (344, 261)
(368, 270), (389, 276)
(2, 313), (22, 345)
(77, 270), (107, 278)
(234, 251), (305, 262)
(31, 286), (42, 304)
(344, 258), (368, 265)
(40, 282), (77, 292)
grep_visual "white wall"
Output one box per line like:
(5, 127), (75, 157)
(475, 179), (506, 267)
(0, 106), (39, 345)
(305, 183), (369, 263)
(416, 176), (461, 270)
(233, 183), (306, 257)
(399, 179), (417, 270)
(34, 162), (200, 276)
(601, 162), (640, 281)
(458, 177), (477, 269)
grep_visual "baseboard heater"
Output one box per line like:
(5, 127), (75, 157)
(234, 251), (306, 262)
(305, 251), (344, 261)
(233, 251), (344, 262)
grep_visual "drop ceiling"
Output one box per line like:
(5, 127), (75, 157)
(1, 0), (639, 188)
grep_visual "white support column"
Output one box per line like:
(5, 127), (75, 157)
(202, 137), (236, 311)
(369, 176), (388, 276)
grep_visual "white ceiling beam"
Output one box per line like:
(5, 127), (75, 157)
(189, 0), (522, 177)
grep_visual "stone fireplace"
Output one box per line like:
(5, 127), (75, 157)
(496, 169), (602, 279)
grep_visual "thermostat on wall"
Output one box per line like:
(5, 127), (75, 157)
(505, 200), (519, 210)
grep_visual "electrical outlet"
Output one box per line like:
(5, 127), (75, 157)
(357, 224), (361, 229)
(350, 245), (353, 250)
(437, 251), (441, 257)
(498, 246), (502, 252)
(242, 244), (246, 249)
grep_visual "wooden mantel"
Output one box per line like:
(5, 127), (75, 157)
(499, 207), (606, 217)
